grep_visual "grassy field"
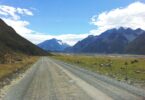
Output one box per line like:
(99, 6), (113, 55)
(0, 56), (39, 86)
(52, 54), (145, 86)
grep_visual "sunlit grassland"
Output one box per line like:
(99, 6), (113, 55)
(0, 56), (39, 81)
(52, 54), (145, 85)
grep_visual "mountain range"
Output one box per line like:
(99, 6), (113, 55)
(66, 27), (145, 54)
(1, 15), (145, 63)
(0, 18), (48, 62)
(38, 38), (70, 52)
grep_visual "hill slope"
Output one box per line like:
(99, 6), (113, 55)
(0, 19), (47, 58)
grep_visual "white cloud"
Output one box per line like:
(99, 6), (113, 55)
(0, 5), (19, 20)
(0, 5), (33, 20)
(0, 5), (34, 38)
(2, 18), (33, 35)
(17, 8), (33, 16)
(90, 1), (145, 35)
(0, 5), (87, 46)
(22, 33), (89, 46)
(2, 2), (144, 46)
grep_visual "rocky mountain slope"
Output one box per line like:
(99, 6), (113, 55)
(66, 27), (145, 54)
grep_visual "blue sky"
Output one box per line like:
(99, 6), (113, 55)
(0, 0), (145, 45)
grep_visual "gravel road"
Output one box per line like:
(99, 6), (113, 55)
(1, 57), (145, 100)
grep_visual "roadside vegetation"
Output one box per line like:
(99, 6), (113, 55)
(0, 56), (39, 88)
(52, 54), (145, 88)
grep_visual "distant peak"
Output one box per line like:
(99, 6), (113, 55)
(49, 38), (62, 43)
(51, 38), (62, 42)
(117, 27), (131, 31)
(51, 38), (57, 41)
(118, 27), (125, 30)
(117, 27), (144, 31)
(87, 35), (94, 38)
(135, 28), (144, 31)
(106, 27), (135, 32)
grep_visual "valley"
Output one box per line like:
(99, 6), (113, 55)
(0, 1), (145, 99)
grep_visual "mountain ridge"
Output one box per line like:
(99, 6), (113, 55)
(66, 27), (145, 54)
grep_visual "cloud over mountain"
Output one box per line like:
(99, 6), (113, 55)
(90, 1), (145, 35)
(0, 2), (145, 46)
(0, 5), (88, 45)
(0, 5), (33, 35)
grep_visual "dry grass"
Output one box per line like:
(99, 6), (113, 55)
(52, 54), (145, 86)
(0, 56), (39, 81)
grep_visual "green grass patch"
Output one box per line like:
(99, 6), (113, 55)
(52, 54), (145, 83)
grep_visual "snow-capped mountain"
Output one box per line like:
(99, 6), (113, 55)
(38, 38), (70, 52)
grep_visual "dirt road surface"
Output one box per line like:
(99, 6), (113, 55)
(1, 57), (144, 100)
